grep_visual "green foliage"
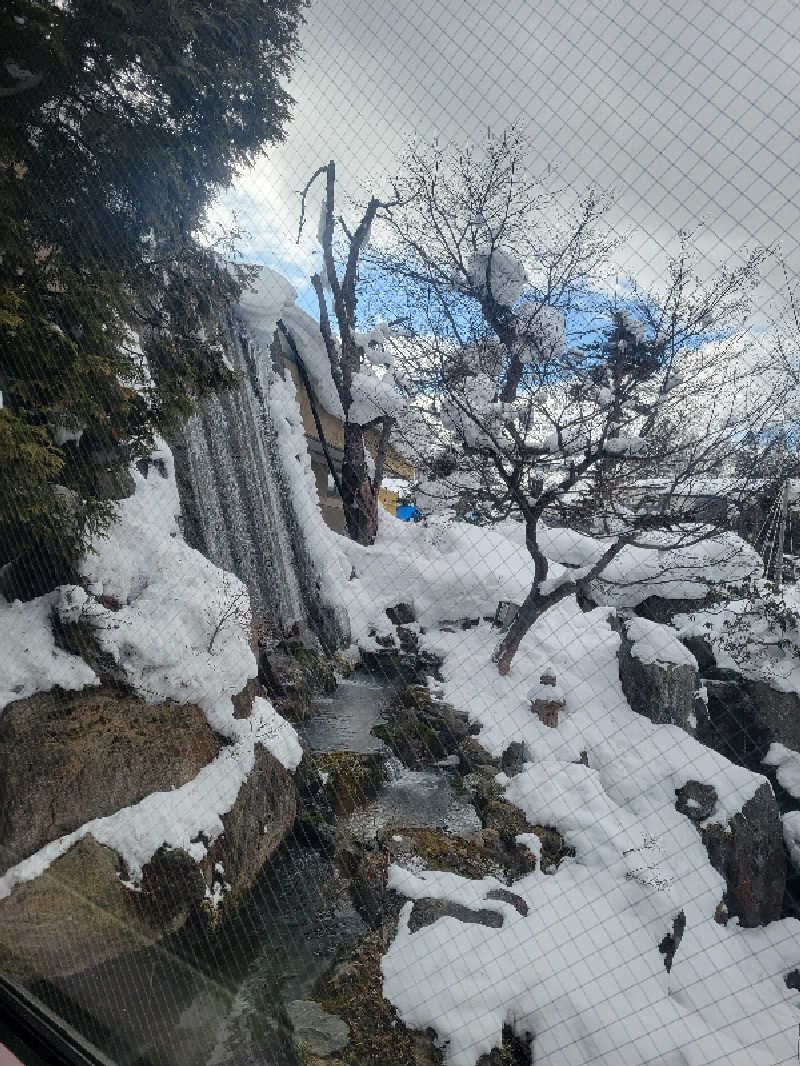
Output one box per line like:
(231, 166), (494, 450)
(0, 0), (304, 592)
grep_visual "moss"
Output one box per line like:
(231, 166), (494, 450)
(394, 685), (434, 712)
(314, 929), (442, 1066)
(389, 827), (505, 881)
(314, 752), (385, 815)
(371, 720), (446, 766)
(290, 647), (337, 695)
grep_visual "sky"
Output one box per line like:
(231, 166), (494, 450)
(212, 0), (800, 323)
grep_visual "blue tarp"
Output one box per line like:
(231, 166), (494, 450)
(396, 505), (421, 521)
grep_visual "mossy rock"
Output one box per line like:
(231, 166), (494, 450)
(388, 827), (506, 881)
(476, 1026), (532, 1066)
(314, 929), (443, 1066)
(372, 689), (469, 769)
(371, 720), (446, 767)
(290, 647), (338, 695)
(314, 752), (386, 816)
(394, 685), (434, 712)
(461, 774), (573, 874)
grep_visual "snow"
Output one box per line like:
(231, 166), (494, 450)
(0, 592), (98, 711)
(0, 696), (297, 898)
(384, 861), (800, 1066)
(673, 591), (800, 694)
(603, 434), (646, 456)
(594, 531), (761, 608)
(515, 302), (565, 364)
(255, 696), (303, 772)
(56, 443), (257, 736)
(240, 265), (404, 426)
(535, 524), (607, 568)
(625, 616), (698, 668)
(342, 515), (551, 641)
(466, 247), (526, 308)
(380, 600), (794, 1065)
(763, 743), (800, 799)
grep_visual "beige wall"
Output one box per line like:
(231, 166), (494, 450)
(283, 361), (413, 481)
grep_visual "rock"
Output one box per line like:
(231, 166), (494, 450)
(314, 751), (386, 816)
(633, 590), (721, 625)
(259, 647), (313, 721)
(138, 845), (209, 929)
(396, 625), (419, 651)
(485, 888), (528, 916)
(287, 999), (350, 1057)
(675, 781), (718, 823)
(313, 929), (443, 1066)
(699, 782), (785, 926)
(207, 744), (297, 906)
(476, 1025), (533, 1066)
(407, 898), (504, 933)
(231, 675), (264, 719)
(0, 836), (163, 981)
(459, 737), (500, 773)
(742, 679), (800, 752)
(615, 616), (700, 733)
(681, 635), (716, 673)
(386, 602), (416, 625)
(500, 742), (527, 776)
(0, 688), (219, 874)
(700, 679), (773, 772)
(658, 910), (686, 973)
(372, 687), (470, 769)
(0, 741), (297, 982)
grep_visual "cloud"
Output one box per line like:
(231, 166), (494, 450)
(214, 0), (800, 309)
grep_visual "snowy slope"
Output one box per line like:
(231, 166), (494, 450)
(380, 601), (800, 1065)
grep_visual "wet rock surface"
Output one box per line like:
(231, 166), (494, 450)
(371, 685), (473, 768)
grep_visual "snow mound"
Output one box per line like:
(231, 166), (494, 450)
(626, 616), (698, 668)
(0, 592), (98, 712)
(764, 743), (800, 799)
(383, 600), (795, 1065)
(56, 442), (257, 737)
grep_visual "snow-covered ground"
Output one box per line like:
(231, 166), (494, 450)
(380, 605), (800, 1066)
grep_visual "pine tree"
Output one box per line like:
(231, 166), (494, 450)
(0, 0), (304, 594)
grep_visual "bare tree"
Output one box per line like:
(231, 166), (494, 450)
(288, 160), (401, 545)
(373, 137), (777, 675)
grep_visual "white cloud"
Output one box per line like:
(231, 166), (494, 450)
(213, 0), (800, 309)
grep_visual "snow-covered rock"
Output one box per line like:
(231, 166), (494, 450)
(616, 615), (702, 734)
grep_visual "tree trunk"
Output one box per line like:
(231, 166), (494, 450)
(341, 421), (379, 546)
(493, 580), (577, 675)
(493, 534), (630, 675)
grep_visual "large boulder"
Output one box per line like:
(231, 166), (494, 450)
(0, 687), (220, 874)
(0, 835), (166, 982)
(742, 679), (800, 753)
(0, 742), (296, 981)
(616, 616), (701, 733)
(690, 781), (786, 926)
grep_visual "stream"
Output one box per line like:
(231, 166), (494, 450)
(33, 672), (479, 1066)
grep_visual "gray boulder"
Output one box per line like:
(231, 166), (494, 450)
(616, 615), (700, 733)
(694, 781), (785, 926)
